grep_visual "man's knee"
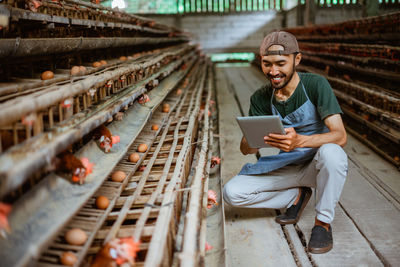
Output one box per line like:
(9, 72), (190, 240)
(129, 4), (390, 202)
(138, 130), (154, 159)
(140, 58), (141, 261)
(316, 143), (348, 173)
(223, 177), (246, 206)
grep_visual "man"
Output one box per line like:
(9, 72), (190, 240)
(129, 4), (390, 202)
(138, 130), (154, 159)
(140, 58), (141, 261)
(223, 31), (348, 254)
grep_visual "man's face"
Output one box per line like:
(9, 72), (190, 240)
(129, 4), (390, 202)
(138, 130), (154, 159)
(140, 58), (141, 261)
(261, 45), (300, 90)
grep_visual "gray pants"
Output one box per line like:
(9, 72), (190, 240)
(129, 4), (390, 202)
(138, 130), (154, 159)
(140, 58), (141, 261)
(223, 144), (348, 224)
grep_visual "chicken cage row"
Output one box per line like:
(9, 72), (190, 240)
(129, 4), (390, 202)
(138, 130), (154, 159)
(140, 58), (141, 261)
(288, 11), (400, 42)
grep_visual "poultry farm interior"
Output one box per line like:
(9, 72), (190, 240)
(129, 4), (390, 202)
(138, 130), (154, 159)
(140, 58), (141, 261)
(0, 0), (399, 266)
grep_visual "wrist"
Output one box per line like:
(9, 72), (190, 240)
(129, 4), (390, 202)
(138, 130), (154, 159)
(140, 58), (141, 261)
(297, 135), (307, 148)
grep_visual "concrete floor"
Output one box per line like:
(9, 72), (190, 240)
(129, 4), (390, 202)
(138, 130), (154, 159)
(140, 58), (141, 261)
(208, 63), (400, 267)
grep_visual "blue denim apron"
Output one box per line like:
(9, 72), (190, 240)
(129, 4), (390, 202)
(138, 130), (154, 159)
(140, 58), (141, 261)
(239, 80), (328, 175)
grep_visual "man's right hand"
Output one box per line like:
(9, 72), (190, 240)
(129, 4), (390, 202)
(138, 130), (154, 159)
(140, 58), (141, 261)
(240, 136), (258, 155)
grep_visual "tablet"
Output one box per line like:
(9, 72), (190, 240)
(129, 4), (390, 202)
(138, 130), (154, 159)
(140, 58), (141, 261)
(236, 115), (285, 148)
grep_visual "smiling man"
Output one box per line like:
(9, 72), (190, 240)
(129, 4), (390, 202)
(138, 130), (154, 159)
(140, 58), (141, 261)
(223, 31), (348, 254)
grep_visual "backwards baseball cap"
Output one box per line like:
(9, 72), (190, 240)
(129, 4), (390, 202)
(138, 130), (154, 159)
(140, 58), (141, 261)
(260, 31), (299, 56)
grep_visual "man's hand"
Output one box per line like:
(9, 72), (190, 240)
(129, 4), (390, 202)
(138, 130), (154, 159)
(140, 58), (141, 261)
(264, 127), (302, 152)
(240, 136), (258, 155)
(264, 114), (347, 151)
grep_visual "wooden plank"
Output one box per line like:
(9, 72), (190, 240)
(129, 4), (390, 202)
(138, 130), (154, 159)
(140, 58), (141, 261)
(133, 118), (182, 241)
(284, 225), (313, 267)
(204, 132), (227, 267)
(204, 73), (227, 267)
(245, 66), (268, 92)
(173, 121), (205, 266)
(145, 65), (205, 267)
(216, 66), (258, 182)
(222, 67), (252, 116)
(216, 66), (296, 266)
(221, 65), (267, 116)
(181, 66), (211, 267)
(345, 134), (400, 201)
(104, 118), (172, 243)
(338, 160), (400, 266)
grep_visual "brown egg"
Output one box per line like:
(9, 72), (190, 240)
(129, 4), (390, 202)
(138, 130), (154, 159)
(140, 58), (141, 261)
(119, 56), (127, 61)
(162, 103), (170, 113)
(96, 196), (110, 210)
(93, 61), (102, 68)
(70, 66), (80, 76)
(79, 66), (86, 73)
(65, 228), (87, 246)
(151, 124), (159, 131)
(100, 60), (107, 66)
(176, 89), (183, 95)
(41, 70), (54, 80)
(60, 251), (77, 266)
(129, 153), (140, 163)
(137, 143), (148, 153)
(111, 170), (126, 182)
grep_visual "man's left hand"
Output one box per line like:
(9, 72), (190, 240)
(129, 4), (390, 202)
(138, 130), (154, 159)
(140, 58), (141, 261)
(264, 127), (301, 152)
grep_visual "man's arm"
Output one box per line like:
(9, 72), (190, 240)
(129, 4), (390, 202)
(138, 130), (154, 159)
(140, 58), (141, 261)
(240, 136), (258, 155)
(264, 114), (347, 152)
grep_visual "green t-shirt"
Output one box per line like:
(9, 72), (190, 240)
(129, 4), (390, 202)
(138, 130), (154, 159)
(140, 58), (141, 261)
(248, 72), (342, 120)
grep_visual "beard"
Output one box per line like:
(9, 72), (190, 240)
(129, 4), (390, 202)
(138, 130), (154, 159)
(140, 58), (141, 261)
(267, 61), (296, 90)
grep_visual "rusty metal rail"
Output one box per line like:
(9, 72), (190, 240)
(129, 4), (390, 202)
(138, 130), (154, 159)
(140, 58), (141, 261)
(0, 4), (172, 38)
(0, 36), (188, 59)
(180, 62), (212, 267)
(0, 0), (175, 32)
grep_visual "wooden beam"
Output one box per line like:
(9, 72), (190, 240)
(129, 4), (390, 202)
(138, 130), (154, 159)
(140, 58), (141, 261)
(145, 63), (206, 267)
(180, 64), (211, 267)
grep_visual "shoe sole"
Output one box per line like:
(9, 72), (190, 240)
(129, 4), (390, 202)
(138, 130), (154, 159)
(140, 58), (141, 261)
(308, 243), (333, 254)
(275, 189), (312, 225)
